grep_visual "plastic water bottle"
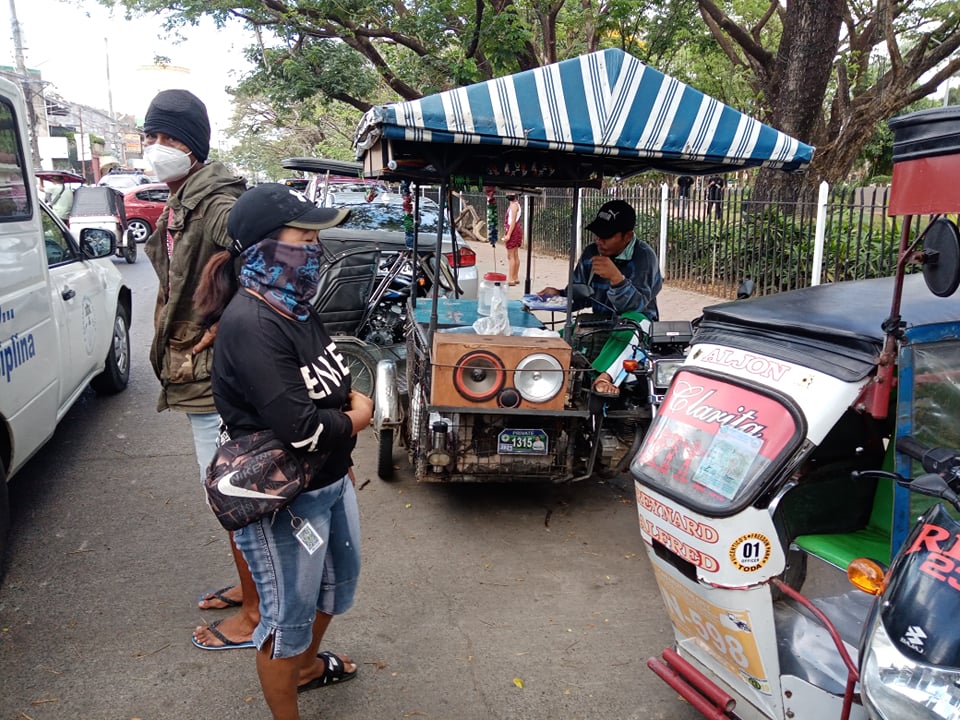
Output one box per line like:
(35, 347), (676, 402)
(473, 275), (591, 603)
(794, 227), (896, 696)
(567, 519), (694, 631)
(477, 272), (507, 316)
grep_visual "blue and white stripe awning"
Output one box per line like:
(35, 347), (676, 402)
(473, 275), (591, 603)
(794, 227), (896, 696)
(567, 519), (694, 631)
(355, 49), (813, 181)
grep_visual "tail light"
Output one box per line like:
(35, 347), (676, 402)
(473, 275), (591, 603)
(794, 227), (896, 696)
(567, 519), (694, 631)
(445, 245), (476, 268)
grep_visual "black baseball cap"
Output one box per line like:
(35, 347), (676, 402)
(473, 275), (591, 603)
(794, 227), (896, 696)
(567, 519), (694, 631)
(585, 200), (636, 238)
(227, 183), (349, 255)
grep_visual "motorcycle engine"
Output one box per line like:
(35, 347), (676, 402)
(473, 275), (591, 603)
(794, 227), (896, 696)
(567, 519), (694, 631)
(361, 296), (405, 346)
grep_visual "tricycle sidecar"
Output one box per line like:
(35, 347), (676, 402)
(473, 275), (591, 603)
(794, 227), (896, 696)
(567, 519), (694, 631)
(635, 105), (960, 720)
(69, 185), (137, 264)
(351, 48), (814, 484)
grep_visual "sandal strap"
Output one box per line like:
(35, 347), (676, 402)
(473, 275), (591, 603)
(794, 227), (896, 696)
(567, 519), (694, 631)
(203, 620), (232, 647)
(318, 651), (351, 681)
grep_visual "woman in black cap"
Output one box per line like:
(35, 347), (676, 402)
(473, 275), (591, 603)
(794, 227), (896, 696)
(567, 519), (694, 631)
(194, 183), (372, 718)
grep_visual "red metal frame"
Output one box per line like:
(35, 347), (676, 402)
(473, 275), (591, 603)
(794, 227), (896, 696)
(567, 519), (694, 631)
(647, 647), (736, 720)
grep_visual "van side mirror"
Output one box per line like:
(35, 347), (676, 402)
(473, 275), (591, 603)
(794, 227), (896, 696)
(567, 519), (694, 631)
(736, 278), (756, 300)
(79, 228), (117, 259)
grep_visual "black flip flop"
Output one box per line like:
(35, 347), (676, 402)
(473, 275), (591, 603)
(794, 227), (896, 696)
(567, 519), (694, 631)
(197, 585), (241, 609)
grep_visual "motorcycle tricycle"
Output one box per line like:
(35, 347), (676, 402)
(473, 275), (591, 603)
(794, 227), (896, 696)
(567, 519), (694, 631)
(68, 185), (137, 264)
(350, 48), (813, 483)
(634, 105), (960, 719)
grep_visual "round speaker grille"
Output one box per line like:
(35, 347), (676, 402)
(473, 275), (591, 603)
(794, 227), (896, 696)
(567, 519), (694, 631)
(453, 350), (506, 402)
(515, 353), (564, 402)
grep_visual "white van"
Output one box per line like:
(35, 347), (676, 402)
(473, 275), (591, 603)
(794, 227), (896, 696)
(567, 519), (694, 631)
(0, 76), (131, 564)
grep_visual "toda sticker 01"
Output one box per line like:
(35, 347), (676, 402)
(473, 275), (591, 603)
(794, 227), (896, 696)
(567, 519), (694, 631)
(729, 533), (771, 572)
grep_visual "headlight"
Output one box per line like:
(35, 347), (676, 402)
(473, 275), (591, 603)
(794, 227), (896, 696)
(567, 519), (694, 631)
(653, 358), (684, 389)
(862, 614), (960, 719)
(515, 352), (564, 402)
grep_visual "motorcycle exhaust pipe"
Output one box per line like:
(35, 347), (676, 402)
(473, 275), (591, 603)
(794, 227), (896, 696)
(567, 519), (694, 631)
(648, 648), (735, 720)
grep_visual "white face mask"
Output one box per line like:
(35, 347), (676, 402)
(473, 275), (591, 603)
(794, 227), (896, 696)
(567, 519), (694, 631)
(143, 143), (195, 183)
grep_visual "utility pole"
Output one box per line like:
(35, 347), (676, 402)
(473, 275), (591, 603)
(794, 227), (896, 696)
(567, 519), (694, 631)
(8, 0), (42, 166)
(104, 37), (124, 164)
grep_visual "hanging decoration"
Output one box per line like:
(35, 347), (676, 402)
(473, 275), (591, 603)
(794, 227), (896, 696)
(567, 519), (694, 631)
(484, 186), (498, 247)
(401, 179), (415, 248)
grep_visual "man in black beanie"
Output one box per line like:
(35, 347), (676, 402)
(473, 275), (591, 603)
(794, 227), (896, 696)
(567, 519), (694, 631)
(141, 89), (256, 650)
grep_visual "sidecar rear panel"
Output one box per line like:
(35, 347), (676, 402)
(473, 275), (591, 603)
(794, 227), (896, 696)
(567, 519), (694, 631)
(695, 274), (960, 381)
(405, 301), (596, 482)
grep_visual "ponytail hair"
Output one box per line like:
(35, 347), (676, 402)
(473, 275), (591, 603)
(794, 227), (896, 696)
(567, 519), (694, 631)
(194, 250), (239, 326)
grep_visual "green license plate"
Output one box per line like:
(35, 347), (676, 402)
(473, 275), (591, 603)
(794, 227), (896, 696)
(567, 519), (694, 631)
(498, 429), (549, 455)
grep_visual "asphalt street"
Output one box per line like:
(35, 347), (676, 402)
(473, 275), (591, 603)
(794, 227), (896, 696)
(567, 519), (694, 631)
(0, 249), (718, 720)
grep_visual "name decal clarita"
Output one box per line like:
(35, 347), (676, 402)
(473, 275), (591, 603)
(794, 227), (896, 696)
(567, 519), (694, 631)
(667, 380), (768, 437)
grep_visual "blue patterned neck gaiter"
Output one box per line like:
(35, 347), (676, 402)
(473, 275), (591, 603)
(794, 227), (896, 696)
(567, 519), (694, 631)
(239, 239), (322, 321)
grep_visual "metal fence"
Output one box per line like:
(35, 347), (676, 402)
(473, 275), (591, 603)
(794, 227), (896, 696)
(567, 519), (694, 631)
(443, 183), (913, 299)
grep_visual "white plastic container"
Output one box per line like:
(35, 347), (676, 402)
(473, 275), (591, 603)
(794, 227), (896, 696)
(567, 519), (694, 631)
(477, 272), (507, 316)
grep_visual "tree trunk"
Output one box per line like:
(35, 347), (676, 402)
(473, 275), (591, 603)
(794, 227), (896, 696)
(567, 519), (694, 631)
(753, 0), (843, 202)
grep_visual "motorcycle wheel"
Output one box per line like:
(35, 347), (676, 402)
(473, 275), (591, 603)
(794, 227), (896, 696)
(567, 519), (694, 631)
(377, 428), (395, 480)
(123, 235), (137, 264)
(338, 343), (377, 397)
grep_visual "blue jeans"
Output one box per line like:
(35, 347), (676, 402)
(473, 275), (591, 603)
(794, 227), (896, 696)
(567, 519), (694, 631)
(234, 476), (361, 658)
(187, 411), (221, 484)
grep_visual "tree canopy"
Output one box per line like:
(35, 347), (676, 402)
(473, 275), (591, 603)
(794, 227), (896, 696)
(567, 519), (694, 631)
(102, 0), (960, 186)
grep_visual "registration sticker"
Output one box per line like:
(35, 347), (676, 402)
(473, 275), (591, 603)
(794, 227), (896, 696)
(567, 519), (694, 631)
(498, 429), (548, 455)
(653, 565), (771, 694)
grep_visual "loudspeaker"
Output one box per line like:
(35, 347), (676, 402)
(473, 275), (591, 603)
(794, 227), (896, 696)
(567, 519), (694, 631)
(431, 334), (571, 410)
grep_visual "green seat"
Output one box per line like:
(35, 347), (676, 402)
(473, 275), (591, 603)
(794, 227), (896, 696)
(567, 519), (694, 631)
(794, 456), (895, 569)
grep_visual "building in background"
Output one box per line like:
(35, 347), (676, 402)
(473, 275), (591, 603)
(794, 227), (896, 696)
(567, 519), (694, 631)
(0, 64), (140, 182)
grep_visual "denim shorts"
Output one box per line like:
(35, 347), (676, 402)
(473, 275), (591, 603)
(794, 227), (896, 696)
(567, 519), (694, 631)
(234, 475), (361, 658)
(186, 411), (221, 484)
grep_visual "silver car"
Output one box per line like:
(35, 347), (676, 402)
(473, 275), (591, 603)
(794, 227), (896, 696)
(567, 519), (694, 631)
(318, 193), (478, 298)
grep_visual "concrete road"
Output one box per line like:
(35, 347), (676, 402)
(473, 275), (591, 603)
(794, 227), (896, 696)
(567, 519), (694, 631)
(0, 251), (715, 720)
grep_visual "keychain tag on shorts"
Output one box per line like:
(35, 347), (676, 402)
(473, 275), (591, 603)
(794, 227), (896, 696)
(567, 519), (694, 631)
(290, 512), (324, 555)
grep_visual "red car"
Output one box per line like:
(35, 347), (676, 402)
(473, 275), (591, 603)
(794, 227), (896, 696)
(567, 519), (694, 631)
(122, 182), (169, 242)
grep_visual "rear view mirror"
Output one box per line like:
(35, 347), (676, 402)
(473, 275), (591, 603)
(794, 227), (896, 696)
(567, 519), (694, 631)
(79, 228), (117, 259)
(921, 218), (960, 297)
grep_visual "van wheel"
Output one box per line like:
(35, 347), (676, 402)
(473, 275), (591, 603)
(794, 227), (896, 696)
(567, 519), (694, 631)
(0, 459), (9, 581)
(123, 235), (138, 263)
(91, 304), (131, 394)
(377, 429), (395, 480)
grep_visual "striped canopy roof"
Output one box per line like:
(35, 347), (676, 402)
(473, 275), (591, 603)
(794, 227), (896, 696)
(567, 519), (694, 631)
(355, 49), (814, 185)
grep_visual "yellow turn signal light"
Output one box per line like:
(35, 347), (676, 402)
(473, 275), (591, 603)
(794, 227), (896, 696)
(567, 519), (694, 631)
(847, 557), (887, 595)
(623, 359), (641, 373)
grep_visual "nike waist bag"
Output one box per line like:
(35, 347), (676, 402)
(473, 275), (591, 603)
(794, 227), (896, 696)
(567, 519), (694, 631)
(204, 428), (330, 531)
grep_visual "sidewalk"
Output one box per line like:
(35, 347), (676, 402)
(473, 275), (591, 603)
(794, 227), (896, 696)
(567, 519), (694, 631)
(469, 237), (725, 322)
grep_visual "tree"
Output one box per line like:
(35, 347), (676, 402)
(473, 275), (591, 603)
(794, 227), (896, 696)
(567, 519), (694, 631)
(101, 0), (703, 106)
(697, 0), (960, 192)
(102, 0), (706, 159)
(220, 65), (366, 179)
(102, 0), (960, 188)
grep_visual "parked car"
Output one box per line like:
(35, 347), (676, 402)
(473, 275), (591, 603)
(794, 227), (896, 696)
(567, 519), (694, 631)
(0, 75), (132, 568)
(99, 171), (153, 190)
(320, 194), (478, 298)
(122, 182), (169, 242)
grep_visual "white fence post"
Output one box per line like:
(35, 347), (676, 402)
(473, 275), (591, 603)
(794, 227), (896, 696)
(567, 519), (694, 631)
(659, 183), (669, 278)
(576, 187), (584, 258)
(811, 180), (829, 286)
